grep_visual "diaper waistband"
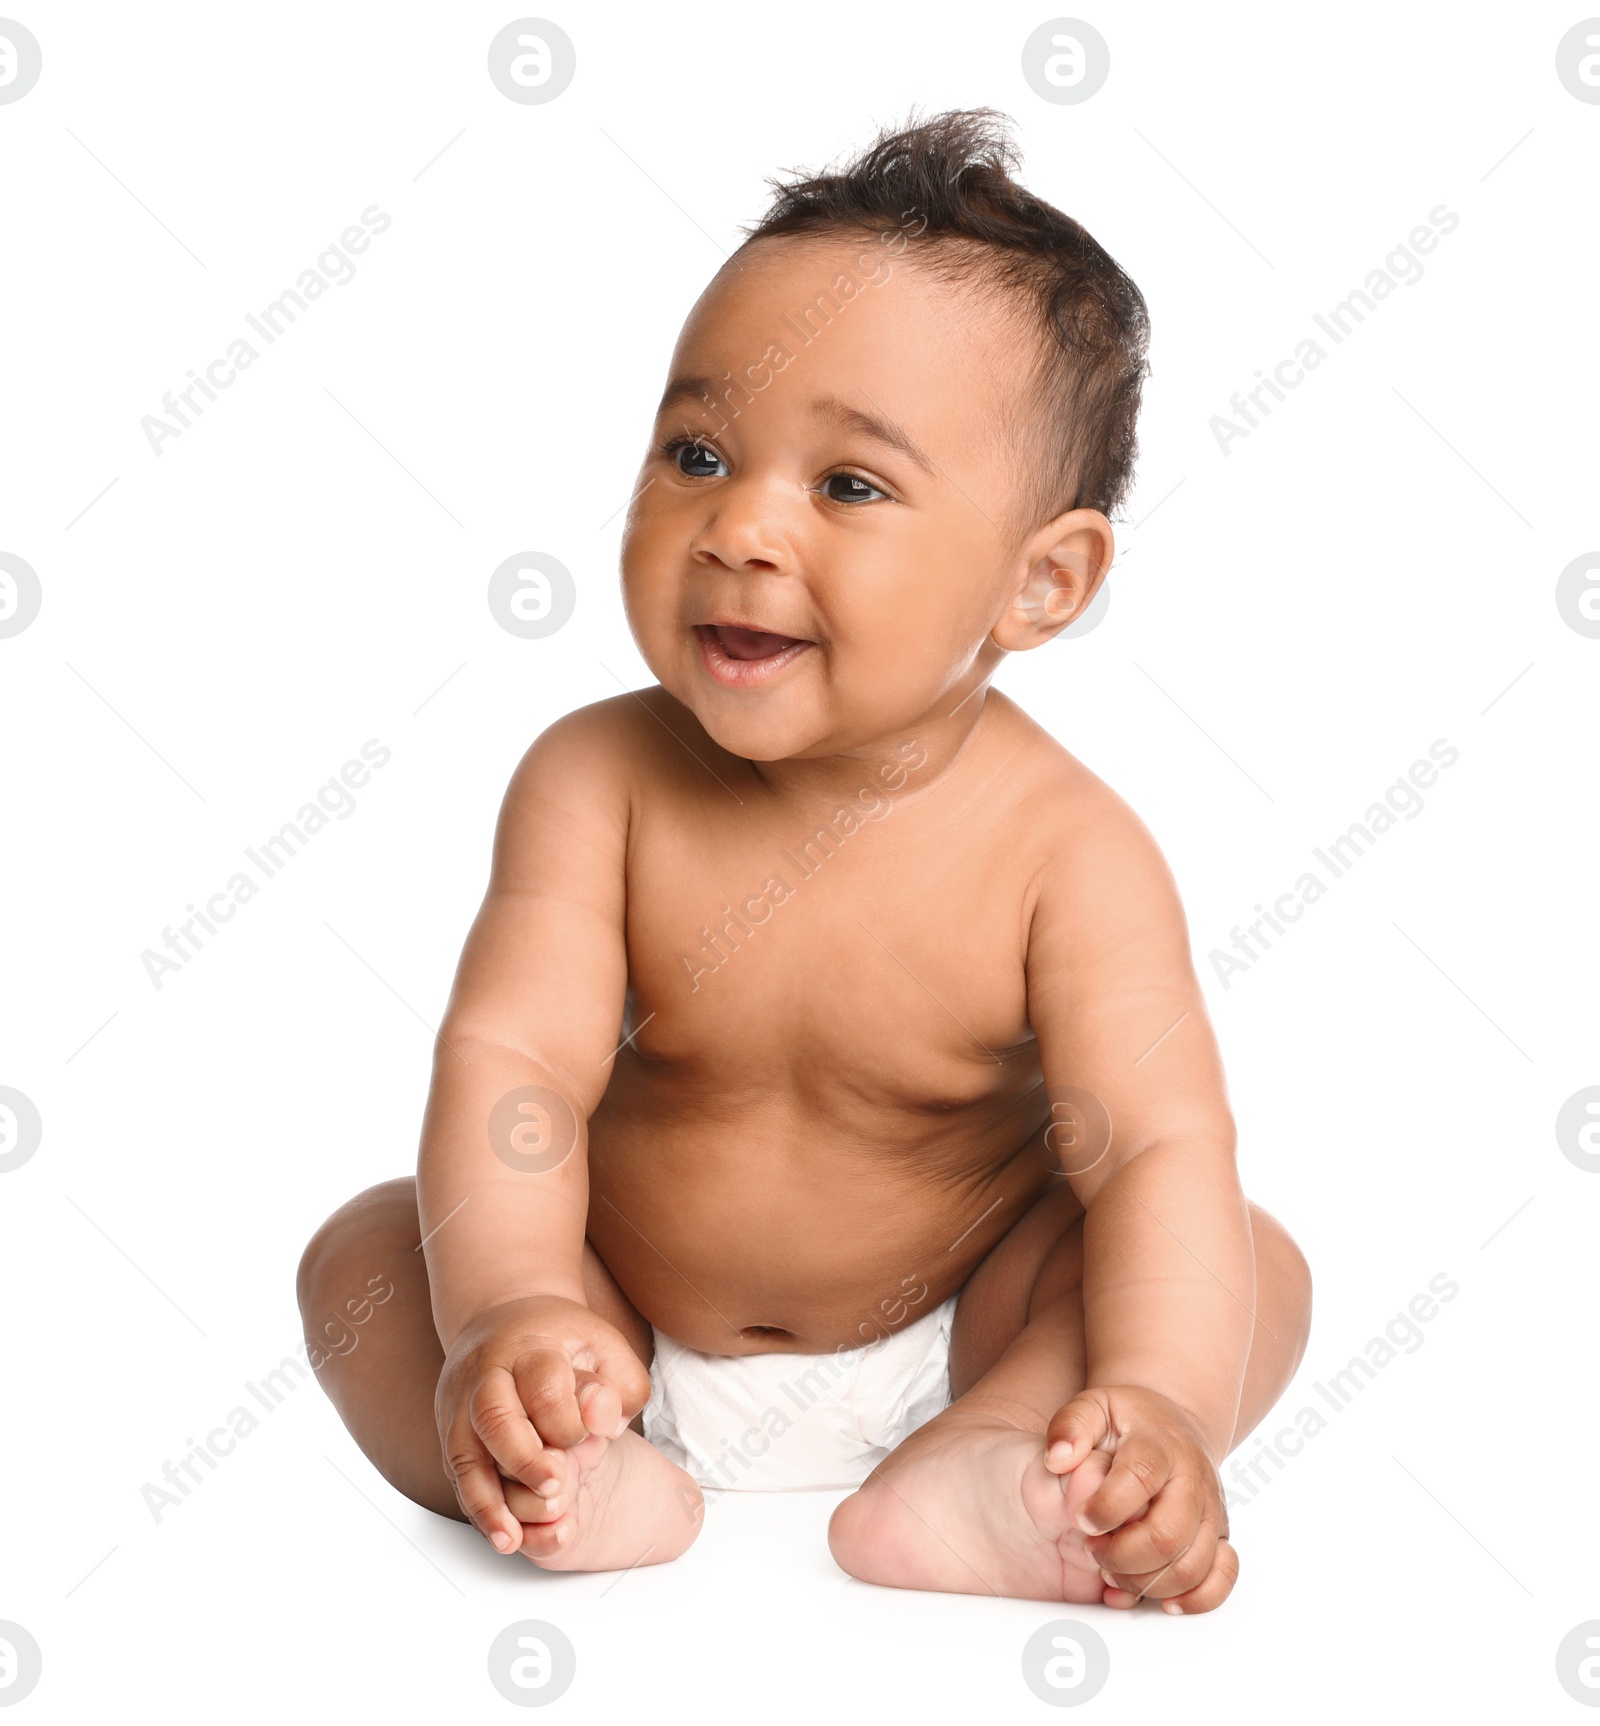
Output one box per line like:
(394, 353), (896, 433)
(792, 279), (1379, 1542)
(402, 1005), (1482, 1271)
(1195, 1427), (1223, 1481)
(643, 1295), (956, 1491)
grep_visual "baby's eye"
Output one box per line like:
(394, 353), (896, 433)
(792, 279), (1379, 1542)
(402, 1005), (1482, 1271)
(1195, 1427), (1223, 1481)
(820, 472), (886, 504)
(670, 440), (727, 478)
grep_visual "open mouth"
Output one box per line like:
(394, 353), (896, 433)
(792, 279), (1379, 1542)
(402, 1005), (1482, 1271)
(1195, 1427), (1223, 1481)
(694, 623), (813, 688)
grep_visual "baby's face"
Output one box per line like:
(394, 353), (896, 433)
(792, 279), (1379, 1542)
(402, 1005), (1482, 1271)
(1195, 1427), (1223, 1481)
(621, 235), (1036, 761)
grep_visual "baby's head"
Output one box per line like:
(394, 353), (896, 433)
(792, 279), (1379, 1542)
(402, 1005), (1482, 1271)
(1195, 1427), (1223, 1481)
(621, 109), (1149, 762)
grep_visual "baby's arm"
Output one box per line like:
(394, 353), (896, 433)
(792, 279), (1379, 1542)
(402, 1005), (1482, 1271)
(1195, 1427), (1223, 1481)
(417, 708), (646, 1551)
(1026, 788), (1252, 1609)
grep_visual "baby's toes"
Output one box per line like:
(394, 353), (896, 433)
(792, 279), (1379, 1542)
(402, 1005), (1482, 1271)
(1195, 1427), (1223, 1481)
(516, 1512), (577, 1564)
(503, 1469), (567, 1525)
(1026, 1443), (1109, 1535)
(1020, 1444), (1113, 1602)
(1060, 1446), (1112, 1531)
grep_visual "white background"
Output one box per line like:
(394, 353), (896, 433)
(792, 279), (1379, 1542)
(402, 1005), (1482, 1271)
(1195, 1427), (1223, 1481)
(2, 0), (1597, 1719)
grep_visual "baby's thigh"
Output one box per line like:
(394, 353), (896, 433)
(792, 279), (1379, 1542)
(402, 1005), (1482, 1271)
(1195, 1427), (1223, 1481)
(579, 1233), (654, 1367)
(296, 1177), (455, 1510)
(947, 1181), (1085, 1398)
(296, 1178), (653, 1507)
(299, 1177), (651, 1364)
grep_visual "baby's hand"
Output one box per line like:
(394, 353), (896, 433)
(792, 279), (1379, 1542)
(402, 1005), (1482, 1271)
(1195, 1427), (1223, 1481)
(1044, 1385), (1236, 1614)
(434, 1294), (651, 1555)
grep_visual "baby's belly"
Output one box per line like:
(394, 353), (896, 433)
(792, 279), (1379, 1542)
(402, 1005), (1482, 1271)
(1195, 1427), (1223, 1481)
(584, 1076), (1056, 1353)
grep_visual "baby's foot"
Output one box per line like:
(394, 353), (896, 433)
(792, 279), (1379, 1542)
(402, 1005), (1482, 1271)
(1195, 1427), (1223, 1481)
(828, 1415), (1112, 1602)
(502, 1428), (703, 1573)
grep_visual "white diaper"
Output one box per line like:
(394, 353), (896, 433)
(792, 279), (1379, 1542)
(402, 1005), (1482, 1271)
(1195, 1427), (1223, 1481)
(642, 1297), (956, 1491)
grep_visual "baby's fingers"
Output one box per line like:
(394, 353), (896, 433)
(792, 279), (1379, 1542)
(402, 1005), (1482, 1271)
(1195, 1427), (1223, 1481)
(443, 1418), (521, 1554)
(588, 1329), (653, 1426)
(1155, 1536), (1239, 1615)
(1088, 1472), (1207, 1576)
(1078, 1432), (1173, 1536)
(573, 1370), (623, 1439)
(511, 1347), (589, 1451)
(472, 1363), (563, 1492)
(1045, 1391), (1111, 1475)
(1097, 1513), (1223, 1606)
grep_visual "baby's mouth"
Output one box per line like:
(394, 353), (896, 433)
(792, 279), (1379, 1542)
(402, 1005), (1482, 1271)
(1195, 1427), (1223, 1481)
(706, 624), (805, 660)
(694, 622), (813, 688)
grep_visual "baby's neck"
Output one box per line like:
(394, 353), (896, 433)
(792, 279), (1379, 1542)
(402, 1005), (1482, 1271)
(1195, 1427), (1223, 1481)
(746, 684), (999, 808)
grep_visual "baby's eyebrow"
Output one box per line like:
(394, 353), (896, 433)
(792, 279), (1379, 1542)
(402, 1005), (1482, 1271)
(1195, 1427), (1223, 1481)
(653, 377), (937, 479)
(809, 394), (937, 477)
(656, 375), (718, 416)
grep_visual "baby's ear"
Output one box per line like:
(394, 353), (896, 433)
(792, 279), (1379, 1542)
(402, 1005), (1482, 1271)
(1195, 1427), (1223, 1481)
(991, 509), (1113, 652)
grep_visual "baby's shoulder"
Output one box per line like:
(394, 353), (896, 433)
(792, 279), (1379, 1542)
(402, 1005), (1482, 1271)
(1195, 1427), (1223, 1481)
(509, 688), (693, 788)
(496, 690), (700, 846)
(986, 696), (1149, 840)
(983, 697), (1177, 905)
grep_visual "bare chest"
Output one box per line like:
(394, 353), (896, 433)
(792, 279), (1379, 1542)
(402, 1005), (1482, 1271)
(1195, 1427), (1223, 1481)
(620, 784), (1040, 1101)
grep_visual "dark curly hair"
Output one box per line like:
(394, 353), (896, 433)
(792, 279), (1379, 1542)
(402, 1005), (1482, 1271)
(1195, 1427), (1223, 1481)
(742, 108), (1150, 529)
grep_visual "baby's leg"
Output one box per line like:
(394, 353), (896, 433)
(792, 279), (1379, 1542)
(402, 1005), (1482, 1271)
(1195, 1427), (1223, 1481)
(297, 1177), (703, 1570)
(827, 1184), (1311, 1602)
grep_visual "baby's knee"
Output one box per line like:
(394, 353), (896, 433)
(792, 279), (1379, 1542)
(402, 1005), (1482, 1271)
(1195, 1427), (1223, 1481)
(1248, 1203), (1312, 1356)
(296, 1176), (419, 1317)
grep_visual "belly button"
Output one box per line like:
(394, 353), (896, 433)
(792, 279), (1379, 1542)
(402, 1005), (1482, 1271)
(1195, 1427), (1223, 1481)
(741, 1324), (791, 1338)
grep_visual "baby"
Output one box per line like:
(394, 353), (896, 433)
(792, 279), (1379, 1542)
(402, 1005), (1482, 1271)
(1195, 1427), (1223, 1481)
(299, 109), (1310, 1614)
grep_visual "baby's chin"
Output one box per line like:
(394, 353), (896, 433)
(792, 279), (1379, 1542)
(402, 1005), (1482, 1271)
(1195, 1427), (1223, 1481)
(650, 644), (908, 763)
(688, 696), (837, 764)
(671, 682), (863, 764)
(639, 651), (812, 760)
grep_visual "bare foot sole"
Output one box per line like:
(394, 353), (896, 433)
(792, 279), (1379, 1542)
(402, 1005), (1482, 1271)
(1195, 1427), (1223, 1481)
(501, 1429), (704, 1573)
(828, 1418), (1113, 1602)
